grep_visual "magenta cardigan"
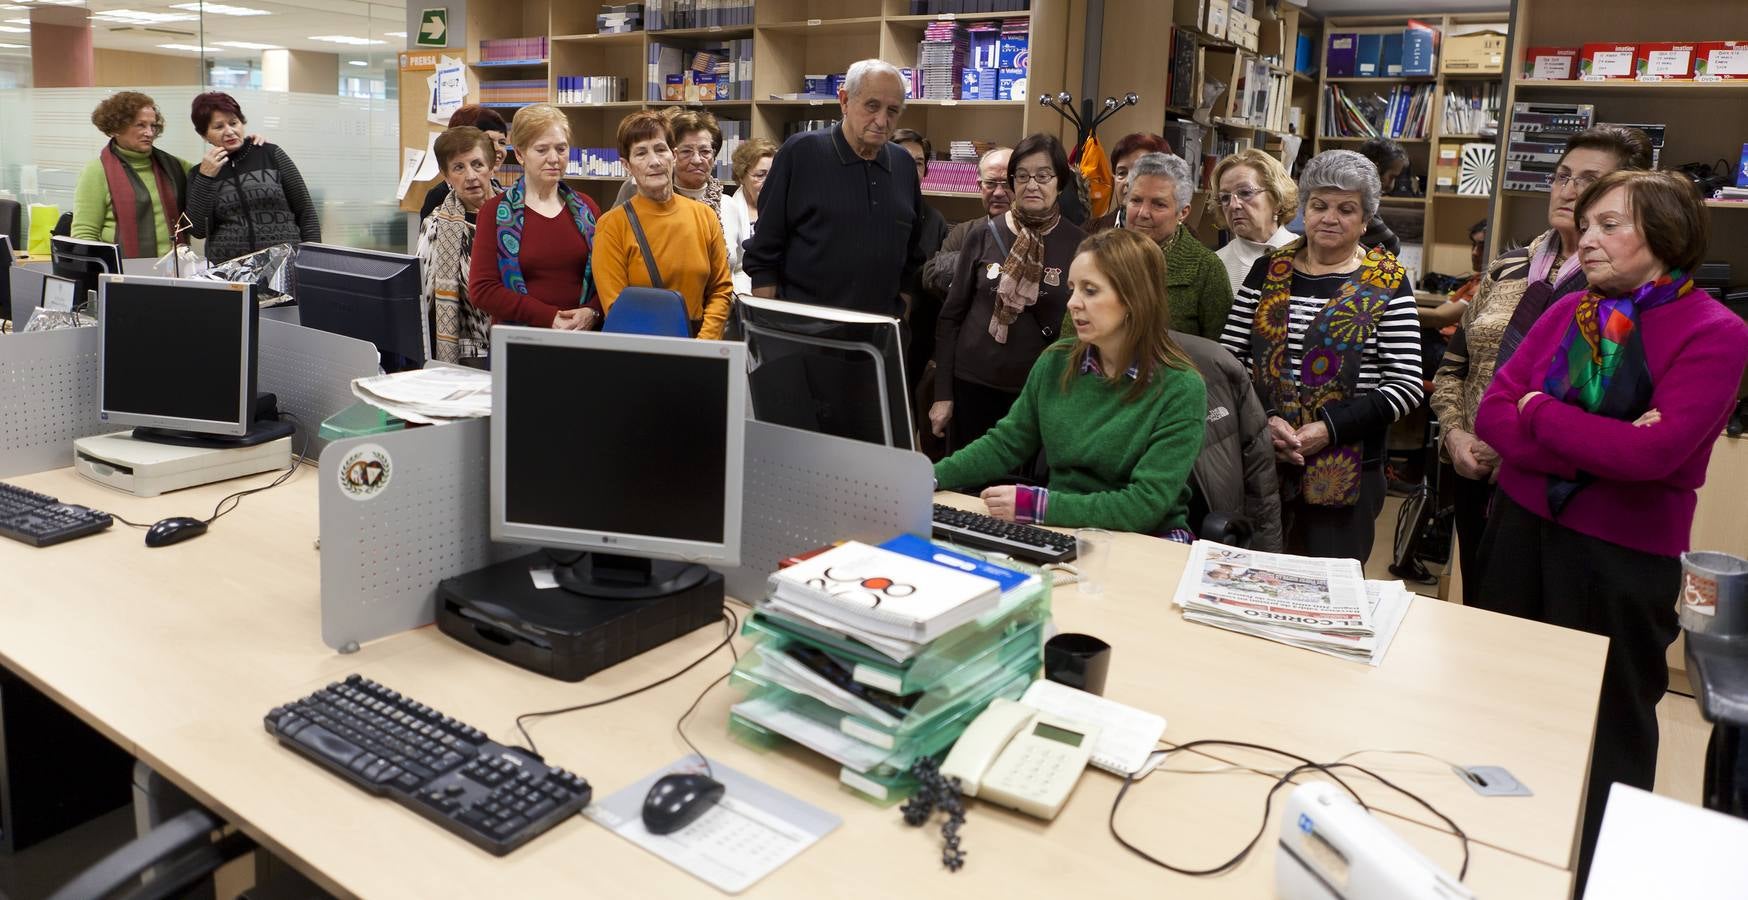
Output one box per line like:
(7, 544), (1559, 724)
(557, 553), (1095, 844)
(1475, 286), (1748, 558)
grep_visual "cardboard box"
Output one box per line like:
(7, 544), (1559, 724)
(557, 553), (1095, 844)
(1443, 29), (1507, 73)
(1580, 43), (1638, 79)
(1435, 144), (1461, 190)
(1695, 41), (1748, 79)
(1523, 46), (1579, 80)
(1326, 32), (1357, 77)
(664, 73), (685, 101)
(1635, 42), (1697, 79)
(1205, 0), (1229, 40)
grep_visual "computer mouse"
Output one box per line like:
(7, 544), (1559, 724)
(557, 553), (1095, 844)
(641, 772), (725, 835)
(145, 516), (208, 548)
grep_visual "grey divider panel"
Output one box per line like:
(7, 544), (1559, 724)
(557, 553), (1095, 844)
(9, 266), (47, 317)
(258, 318), (379, 460)
(721, 420), (935, 604)
(318, 418), (518, 650)
(0, 326), (103, 478)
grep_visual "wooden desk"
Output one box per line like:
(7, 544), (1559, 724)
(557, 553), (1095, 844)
(0, 469), (1599, 898)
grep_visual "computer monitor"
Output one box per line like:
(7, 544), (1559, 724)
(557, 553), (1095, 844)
(98, 275), (287, 447)
(732, 295), (915, 451)
(490, 326), (746, 599)
(0, 234), (12, 322)
(51, 236), (122, 310)
(291, 243), (427, 370)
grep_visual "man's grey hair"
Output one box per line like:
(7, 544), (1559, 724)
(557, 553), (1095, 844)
(977, 146), (1012, 178)
(1129, 152), (1194, 209)
(843, 58), (906, 103)
(1299, 149), (1381, 219)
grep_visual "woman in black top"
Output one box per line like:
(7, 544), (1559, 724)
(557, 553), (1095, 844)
(931, 132), (1087, 452)
(184, 92), (320, 264)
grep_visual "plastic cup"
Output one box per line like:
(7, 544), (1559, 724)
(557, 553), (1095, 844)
(1075, 528), (1113, 595)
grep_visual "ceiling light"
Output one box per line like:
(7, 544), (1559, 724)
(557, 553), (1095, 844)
(307, 34), (384, 46)
(157, 43), (206, 52)
(91, 10), (199, 24)
(0, 42), (25, 48)
(0, 25), (26, 32)
(168, 2), (269, 14)
(347, 59), (367, 66)
(215, 40), (279, 50)
(3, 18), (27, 23)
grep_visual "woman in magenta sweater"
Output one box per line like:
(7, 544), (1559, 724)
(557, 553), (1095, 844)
(1475, 170), (1748, 883)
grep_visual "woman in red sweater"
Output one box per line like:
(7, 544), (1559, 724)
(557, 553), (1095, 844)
(467, 104), (602, 334)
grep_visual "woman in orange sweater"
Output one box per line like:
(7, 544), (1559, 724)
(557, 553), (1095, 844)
(590, 111), (734, 339)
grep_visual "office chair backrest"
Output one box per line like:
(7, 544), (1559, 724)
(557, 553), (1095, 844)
(52, 211), (72, 238)
(601, 287), (691, 338)
(0, 199), (20, 248)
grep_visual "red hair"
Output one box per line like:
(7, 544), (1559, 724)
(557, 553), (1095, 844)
(1110, 132), (1170, 169)
(191, 92), (245, 133)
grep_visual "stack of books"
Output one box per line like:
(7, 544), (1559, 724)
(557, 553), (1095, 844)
(918, 22), (969, 100)
(1322, 83), (1434, 139)
(920, 160), (980, 194)
(477, 80), (546, 106)
(595, 3), (643, 34)
(729, 535), (1050, 802)
(1170, 541), (1412, 667)
(478, 37), (547, 63)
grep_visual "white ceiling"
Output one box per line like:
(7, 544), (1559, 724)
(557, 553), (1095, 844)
(1305, 0), (1512, 13)
(5, 0), (406, 59)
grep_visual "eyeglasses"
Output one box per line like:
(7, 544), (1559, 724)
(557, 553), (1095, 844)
(1581, 219), (1635, 237)
(1012, 171), (1056, 185)
(978, 178), (1008, 191)
(675, 146), (714, 161)
(1552, 172), (1599, 191)
(1216, 187), (1264, 206)
(128, 120), (164, 134)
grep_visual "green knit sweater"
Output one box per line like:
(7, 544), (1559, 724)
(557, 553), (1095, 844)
(934, 341), (1207, 534)
(1161, 228), (1235, 341)
(72, 145), (188, 251)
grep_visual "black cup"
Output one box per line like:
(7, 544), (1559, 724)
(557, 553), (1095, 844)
(1044, 633), (1112, 696)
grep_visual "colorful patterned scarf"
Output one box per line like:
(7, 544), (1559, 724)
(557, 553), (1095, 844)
(493, 177), (598, 314)
(989, 207), (1061, 343)
(1537, 270), (1690, 514)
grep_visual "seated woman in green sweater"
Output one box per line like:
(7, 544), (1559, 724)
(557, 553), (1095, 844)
(933, 228), (1208, 537)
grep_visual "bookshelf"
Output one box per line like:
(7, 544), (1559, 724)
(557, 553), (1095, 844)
(1315, 12), (1510, 282)
(434, 0), (1071, 215)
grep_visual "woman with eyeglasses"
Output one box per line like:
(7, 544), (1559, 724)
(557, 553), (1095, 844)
(72, 92), (192, 259)
(1210, 149), (1300, 296)
(719, 137), (777, 295)
(1428, 125), (1651, 607)
(612, 109), (726, 216)
(932, 132), (1087, 452)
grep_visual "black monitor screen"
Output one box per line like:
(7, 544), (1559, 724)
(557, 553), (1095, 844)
(103, 280), (246, 428)
(502, 341), (729, 544)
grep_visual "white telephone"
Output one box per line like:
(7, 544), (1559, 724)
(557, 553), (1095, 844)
(939, 697), (1100, 820)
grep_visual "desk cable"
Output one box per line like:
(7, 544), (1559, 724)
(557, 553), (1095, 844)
(109, 415), (311, 531)
(512, 606), (741, 765)
(1107, 739), (1471, 880)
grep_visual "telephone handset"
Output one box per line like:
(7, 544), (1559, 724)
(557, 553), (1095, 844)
(939, 697), (1100, 820)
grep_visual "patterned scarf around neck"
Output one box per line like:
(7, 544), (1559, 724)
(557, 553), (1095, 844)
(1496, 229), (1588, 369)
(1536, 269), (1691, 514)
(493, 177), (598, 313)
(989, 206), (1061, 343)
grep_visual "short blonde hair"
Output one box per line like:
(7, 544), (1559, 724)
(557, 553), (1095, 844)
(732, 137), (777, 183)
(1209, 149), (1298, 229)
(508, 104), (570, 154)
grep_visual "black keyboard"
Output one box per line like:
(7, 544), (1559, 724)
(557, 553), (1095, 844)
(0, 481), (113, 547)
(264, 675), (591, 856)
(931, 503), (1079, 565)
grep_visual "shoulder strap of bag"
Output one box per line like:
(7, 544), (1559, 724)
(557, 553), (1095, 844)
(984, 215), (1010, 257)
(622, 201), (665, 290)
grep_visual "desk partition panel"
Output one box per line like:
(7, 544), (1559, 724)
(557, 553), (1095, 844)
(0, 326), (103, 478)
(258, 318), (379, 460)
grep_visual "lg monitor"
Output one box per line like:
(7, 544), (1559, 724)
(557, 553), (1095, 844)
(490, 326), (746, 599)
(51, 236), (122, 309)
(98, 275), (288, 447)
(732, 295), (915, 451)
(292, 243), (427, 370)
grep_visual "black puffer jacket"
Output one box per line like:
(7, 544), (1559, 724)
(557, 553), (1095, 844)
(1177, 332), (1284, 551)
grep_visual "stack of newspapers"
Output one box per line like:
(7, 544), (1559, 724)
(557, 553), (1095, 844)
(728, 535), (1049, 802)
(1170, 541), (1413, 666)
(350, 367), (492, 425)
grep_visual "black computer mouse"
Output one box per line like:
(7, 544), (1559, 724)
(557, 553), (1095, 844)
(641, 772), (725, 835)
(145, 516), (208, 548)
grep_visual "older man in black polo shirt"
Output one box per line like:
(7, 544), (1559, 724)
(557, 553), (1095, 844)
(742, 58), (926, 318)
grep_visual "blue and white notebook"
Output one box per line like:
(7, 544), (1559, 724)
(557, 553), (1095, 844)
(768, 540), (1002, 643)
(877, 533), (1032, 594)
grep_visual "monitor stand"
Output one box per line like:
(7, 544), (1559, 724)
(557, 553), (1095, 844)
(555, 551), (711, 600)
(72, 427), (293, 498)
(130, 418), (295, 449)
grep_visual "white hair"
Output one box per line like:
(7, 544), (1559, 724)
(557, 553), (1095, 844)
(1299, 149), (1382, 219)
(843, 58), (906, 103)
(977, 146), (1012, 178)
(1129, 152), (1194, 209)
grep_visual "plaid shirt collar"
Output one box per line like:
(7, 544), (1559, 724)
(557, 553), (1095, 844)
(1080, 346), (1141, 381)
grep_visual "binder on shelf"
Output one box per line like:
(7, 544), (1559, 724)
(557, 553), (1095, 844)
(1355, 33), (1382, 78)
(1402, 20), (1438, 77)
(1327, 32), (1357, 77)
(1382, 32), (1404, 77)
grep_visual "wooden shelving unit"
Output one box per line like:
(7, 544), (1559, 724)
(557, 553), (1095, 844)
(1315, 11), (1510, 280)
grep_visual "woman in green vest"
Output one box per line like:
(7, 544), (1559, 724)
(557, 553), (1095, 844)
(72, 92), (191, 259)
(934, 227), (1207, 538)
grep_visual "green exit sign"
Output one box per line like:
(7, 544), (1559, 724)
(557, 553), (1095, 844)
(417, 8), (448, 47)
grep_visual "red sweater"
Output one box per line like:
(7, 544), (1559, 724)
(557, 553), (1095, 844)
(467, 193), (601, 328)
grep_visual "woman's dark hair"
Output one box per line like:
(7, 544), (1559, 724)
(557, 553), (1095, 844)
(1006, 132), (1073, 194)
(434, 126), (495, 171)
(616, 110), (674, 158)
(1558, 124), (1655, 172)
(891, 127), (931, 174)
(1357, 137), (1407, 173)
(1110, 132), (1171, 170)
(191, 92), (246, 133)
(1574, 169), (1709, 276)
(448, 104), (507, 134)
(91, 91), (161, 137)
(668, 109), (722, 152)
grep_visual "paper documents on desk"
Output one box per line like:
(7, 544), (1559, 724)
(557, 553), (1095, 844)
(585, 758), (840, 894)
(1172, 541), (1412, 666)
(350, 367), (492, 425)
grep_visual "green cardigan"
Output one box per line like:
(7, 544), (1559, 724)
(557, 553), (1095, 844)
(1160, 228), (1235, 341)
(72, 145), (189, 251)
(934, 341), (1207, 534)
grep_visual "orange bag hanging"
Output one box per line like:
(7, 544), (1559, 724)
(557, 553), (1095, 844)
(1079, 135), (1114, 219)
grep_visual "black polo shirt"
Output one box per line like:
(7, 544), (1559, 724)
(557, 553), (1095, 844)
(741, 125), (925, 317)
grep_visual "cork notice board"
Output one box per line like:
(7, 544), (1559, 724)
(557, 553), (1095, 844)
(398, 49), (479, 215)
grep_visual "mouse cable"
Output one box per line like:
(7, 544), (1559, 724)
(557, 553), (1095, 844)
(672, 607), (742, 780)
(514, 607), (740, 759)
(1107, 739), (1470, 880)
(108, 418), (311, 530)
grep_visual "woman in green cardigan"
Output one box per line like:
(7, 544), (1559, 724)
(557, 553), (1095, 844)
(1115, 152), (1234, 340)
(71, 92), (191, 259)
(933, 228), (1208, 538)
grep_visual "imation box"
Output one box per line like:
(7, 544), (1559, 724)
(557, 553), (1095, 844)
(1523, 46), (1580, 80)
(998, 67), (1026, 100)
(1695, 41), (1748, 79)
(664, 73), (686, 100)
(1738, 142), (1748, 187)
(998, 34), (1028, 68)
(1580, 43), (1638, 79)
(1636, 42), (1697, 79)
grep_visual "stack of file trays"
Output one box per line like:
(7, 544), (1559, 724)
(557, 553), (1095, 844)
(728, 540), (1049, 803)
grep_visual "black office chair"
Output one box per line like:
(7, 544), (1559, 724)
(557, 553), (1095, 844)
(44, 808), (255, 900)
(53, 211), (73, 238)
(0, 198), (21, 248)
(1186, 479), (1255, 548)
